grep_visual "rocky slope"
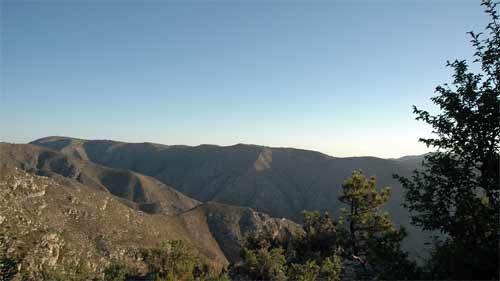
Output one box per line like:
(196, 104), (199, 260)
(0, 166), (228, 277)
(0, 144), (300, 269)
(0, 167), (299, 276)
(32, 137), (418, 222)
(31, 136), (431, 257)
(0, 143), (199, 215)
(181, 202), (299, 262)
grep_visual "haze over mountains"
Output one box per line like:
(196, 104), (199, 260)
(30, 137), (429, 252)
(0, 135), (430, 274)
(31, 136), (418, 221)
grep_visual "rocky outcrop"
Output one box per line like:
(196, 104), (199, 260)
(181, 202), (300, 263)
(0, 167), (228, 278)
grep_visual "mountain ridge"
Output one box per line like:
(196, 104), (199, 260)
(30, 136), (431, 257)
(0, 143), (299, 268)
(30, 135), (426, 160)
(0, 142), (200, 215)
(30, 136), (417, 219)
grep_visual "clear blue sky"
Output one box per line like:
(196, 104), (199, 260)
(0, 0), (488, 158)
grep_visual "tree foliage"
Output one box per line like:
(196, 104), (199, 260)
(338, 170), (393, 259)
(293, 211), (339, 263)
(338, 170), (418, 280)
(288, 260), (320, 281)
(234, 230), (288, 281)
(318, 255), (342, 281)
(142, 240), (225, 281)
(0, 234), (19, 281)
(394, 0), (499, 279)
(3, 238), (226, 281)
(103, 260), (130, 281)
(236, 170), (419, 280)
(233, 213), (343, 281)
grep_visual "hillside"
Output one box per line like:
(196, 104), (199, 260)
(0, 143), (199, 215)
(181, 202), (300, 262)
(0, 166), (228, 277)
(31, 137), (416, 220)
(391, 154), (428, 170)
(31, 136), (430, 256)
(0, 143), (299, 268)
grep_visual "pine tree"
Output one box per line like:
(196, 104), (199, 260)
(318, 255), (342, 281)
(235, 214), (343, 281)
(238, 246), (288, 281)
(339, 170), (416, 279)
(292, 211), (339, 263)
(288, 260), (320, 281)
(143, 240), (202, 281)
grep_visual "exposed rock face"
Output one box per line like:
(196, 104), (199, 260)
(0, 167), (228, 277)
(181, 202), (299, 262)
(38, 233), (62, 267)
(254, 148), (272, 171)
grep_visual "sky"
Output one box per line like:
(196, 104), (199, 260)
(0, 0), (489, 158)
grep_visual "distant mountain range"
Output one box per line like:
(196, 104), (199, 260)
(0, 136), (430, 272)
(31, 136), (421, 221)
(30, 136), (430, 254)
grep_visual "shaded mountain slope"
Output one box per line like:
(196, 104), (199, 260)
(0, 143), (199, 215)
(31, 137), (415, 222)
(180, 202), (300, 262)
(391, 154), (428, 170)
(31, 136), (430, 256)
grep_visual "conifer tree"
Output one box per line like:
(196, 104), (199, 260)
(288, 260), (320, 281)
(339, 170), (416, 279)
(292, 211), (339, 263)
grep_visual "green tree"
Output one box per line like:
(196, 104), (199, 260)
(394, 1), (499, 279)
(338, 170), (416, 279)
(319, 255), (342, 281)
(103, 260), (130, 281)
(233, 228), (287, 280)
(236, 213), (343, 281)
(143, 240), (200, 281)
(236, 239), (288, 281)
(294, 212), (343, 281)
(37, 263), (98, 281)
(288, 260), (319, 281)
(292, 211), (339, 263)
